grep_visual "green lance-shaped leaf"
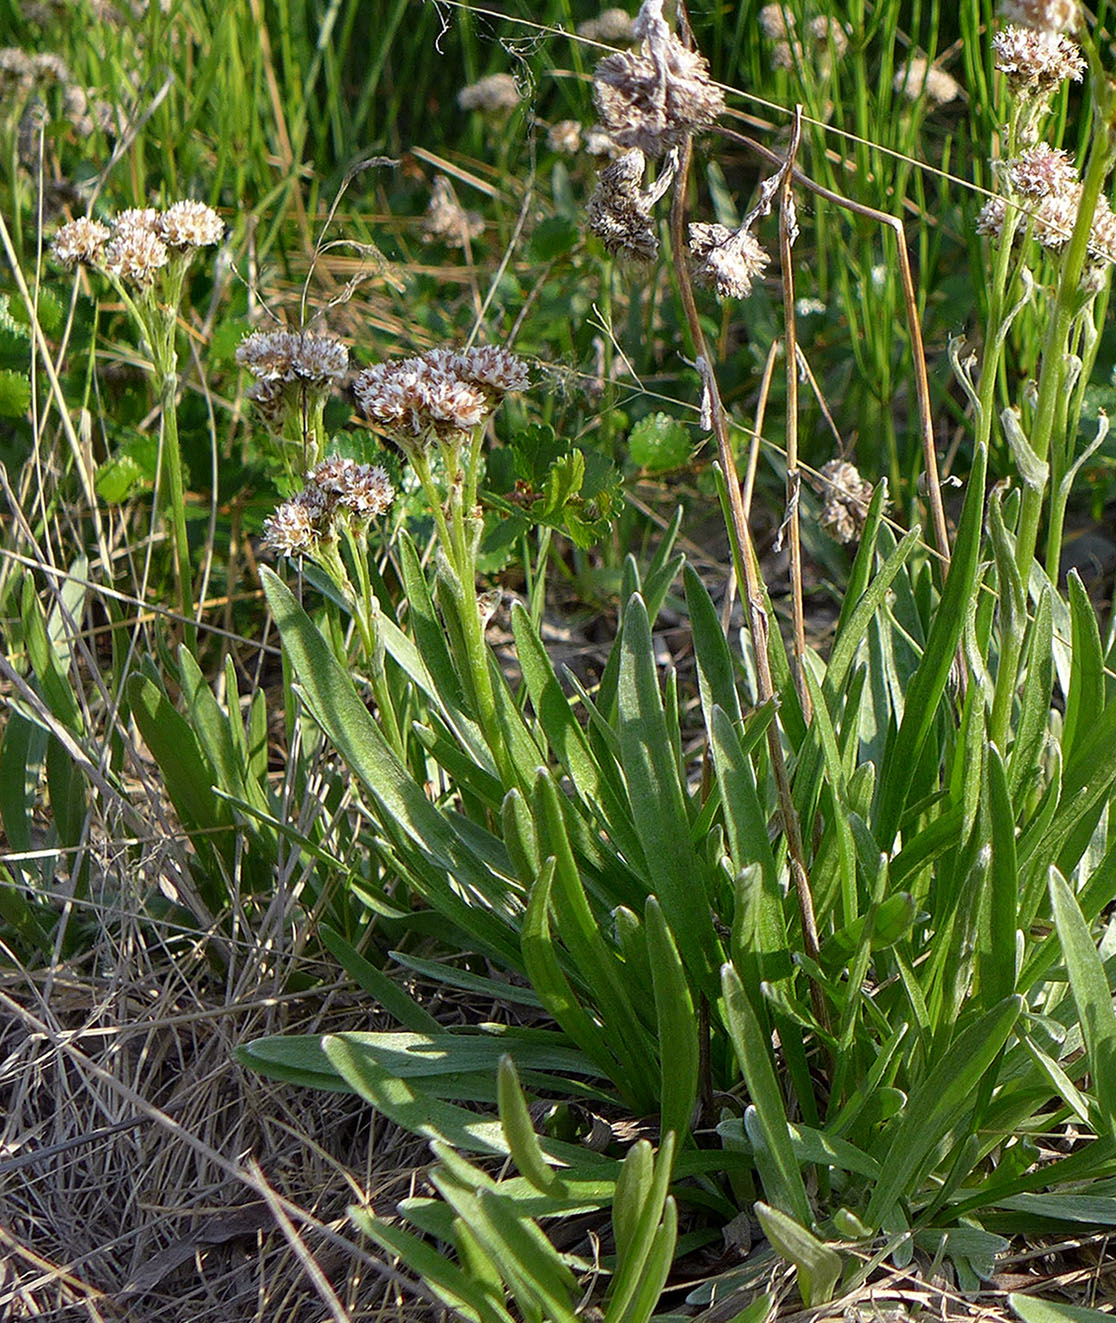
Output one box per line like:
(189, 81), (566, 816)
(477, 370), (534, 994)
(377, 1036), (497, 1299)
(498, 1055), (562, 1194)
(605, 1133), (677, 1323)
(619, 593), (723, 993)
(755, 1202), (842, 1307)
(863, 994), (1022, 1229)
(1010, 1294), (1116, 1323)
(1049, 869), (1116, 1136)
(721, 963), (812, 1226)
(645, 895), (699, 1148)
(875, 442), (987, 846)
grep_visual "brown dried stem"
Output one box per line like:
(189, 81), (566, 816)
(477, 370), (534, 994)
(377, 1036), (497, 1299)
(669, 136), (827, 1033)
(778, 105), (811, 722)
(719, 123), (952, 577)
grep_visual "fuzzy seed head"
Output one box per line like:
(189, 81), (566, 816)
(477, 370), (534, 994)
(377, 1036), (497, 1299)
(992, 24), (1084, 94)
(51, 215), (110, 269)
(458, 72), (520, 114)
(262, 489), (329, 557)
(309, 457), (396, 518)
(894, 57), (961, 105)
(689, 222), (769, 300)
(758, 4), (793, 38)
(578, 8), (638, 43)
(423, 176), (484, 247)
(587, 148), (660, 261)
(353, 347), (528, 449)
(547, 119), (582, 153)
(29, 51), (68, 83)
(160, 200), (223, 249)
(999, 0), (1079, 32)
(806, 16), (848, 58)
(0, 48), (34, 98)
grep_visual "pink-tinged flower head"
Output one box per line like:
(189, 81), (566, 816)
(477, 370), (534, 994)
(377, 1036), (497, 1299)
(161, 200), (224, 249)
(992, 25), (1084, 95)
(104, 214), (169, 287)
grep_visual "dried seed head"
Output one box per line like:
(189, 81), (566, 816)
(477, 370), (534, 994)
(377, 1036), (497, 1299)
(819, 459), (873, 543)
(0, 48), (34, 99)
(992, 24), (1084, 95)
(998, 0), (1079, 32)
(758, 4), (793, 38)
(584, 123), (621, 156)
(577, 8), (638, 44)
(894, 56), (961, 105)
(160, 200), (223, 249)
(592, 0), (723, 156)
(236, 330), (349, 385)
(587, 147), (661, 261)
(806, 16), (848, 58)
(457, 72), (520, 114)
(51, 215), (110, 269)
(771, 40), (803, 70)
(547, 119), (582, 153)
(29, 51), (68, 83)
(262, 489), (329, 557)
(423, 176), (484, 247)
(1004, 142), (1078, 198)
(104, 214), (168, 287)
(688, 221), (769, 300)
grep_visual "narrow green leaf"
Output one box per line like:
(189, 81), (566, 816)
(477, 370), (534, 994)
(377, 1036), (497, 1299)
(721, 963), (812, 1226)
(1011, 1293), (1116, 1323)
(1063, 571), (1104, 762)
(498, 1055), (562, 1194)
(1049, 870), (1116, 1135)
(864, 995), (1021, 1229)
(605, 1133), (676, 1323)
(684, 563), (742, 727)
(319, 925), (441, 1032)
(982, 746), (1018, 1009)
(646, 896), (698, 1148)
(875, 442), (987, 845)
(619, 593), (723, 993)
(754, 1202), (842, 1307)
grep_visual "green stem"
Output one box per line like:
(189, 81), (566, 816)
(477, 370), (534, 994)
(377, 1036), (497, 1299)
(158, 362), (197, 652)
(1014, 120), (1116, 581)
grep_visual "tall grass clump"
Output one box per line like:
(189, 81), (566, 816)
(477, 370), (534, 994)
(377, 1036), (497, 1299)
(8, 0), (1116, 1319)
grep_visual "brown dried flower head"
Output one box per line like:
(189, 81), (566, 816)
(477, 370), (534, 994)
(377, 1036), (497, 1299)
(587, 146), (678, 263)
(51, 215), (110, 269)
(578, 8), (638, 44)
(688, 222), (769, 300)
(992, 25), (1084, 95)
(999, 0), (1079, 32)
(592, 0), (723, 157)
(457, 72), (520, 115)
(819, 459), (873, 544)
(160, 200), (223, 249)
(423, 176), (484, 247)
(894, 57), (961, 105)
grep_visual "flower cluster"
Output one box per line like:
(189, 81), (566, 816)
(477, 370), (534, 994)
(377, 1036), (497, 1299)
(237, 328), (350, 467)
(592, 0), (723, 157)
(51, 201), (223, 287)
(353, 346), (529, 453)
(991, 25), (1084, 97)
(977, 143), (1116, 275)
(587, 147), (675, 262)
(262, 457), (394, 558)
(688, 222), (769, 300)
